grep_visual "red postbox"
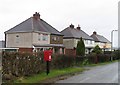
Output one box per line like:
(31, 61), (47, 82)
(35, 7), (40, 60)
(44, 50), (52, 61)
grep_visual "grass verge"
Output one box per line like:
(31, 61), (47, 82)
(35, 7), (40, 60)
(11, 60), (118, 84)
(15, 67), (85, 83)
(84, 60), (118, 67)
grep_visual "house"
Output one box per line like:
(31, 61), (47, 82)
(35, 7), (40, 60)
(5, 12), (64, 53)
(61, 24), (95, 55)
(91, 31), (111, 51)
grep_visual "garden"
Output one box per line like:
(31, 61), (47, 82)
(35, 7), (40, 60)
(2, 38), (120, 83)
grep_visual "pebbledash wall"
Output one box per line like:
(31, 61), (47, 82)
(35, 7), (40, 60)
(6, 32), (51, 52)
(6, 33), (33, 48)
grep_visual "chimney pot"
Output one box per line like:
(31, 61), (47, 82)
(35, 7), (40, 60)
(33, 12), (40, 20)
(93, 31), (97, 35)
(69, 24), (74, 28)
(77, 24), (81, 30)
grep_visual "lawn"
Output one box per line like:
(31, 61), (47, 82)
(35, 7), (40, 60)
(4, 60), (118, 84)
(15, 67), (85, 83)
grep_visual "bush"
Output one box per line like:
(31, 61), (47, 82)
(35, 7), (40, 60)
(2, 51), (118, 82)
(75, 56), (85, 66)
(92, 45), (102, 54)
(86, 54), (96, 64)
(76, 37), (85, 56)
(97, 54), (111, 63)
(112, 50), (120, 60)
(2, 52), (45, 78)
(52, 54), (75, 69)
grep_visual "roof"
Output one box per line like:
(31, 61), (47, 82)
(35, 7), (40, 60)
(33, 44), (64, 48)
(61, 26), (93, 40)
(5, 14), (62, 35)
(91, 32), (110, 43)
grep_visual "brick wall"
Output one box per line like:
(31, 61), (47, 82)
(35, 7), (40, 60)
(19, 48), (33, 52)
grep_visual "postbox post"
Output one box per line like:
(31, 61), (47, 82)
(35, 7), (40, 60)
(44, 49), (52, 75)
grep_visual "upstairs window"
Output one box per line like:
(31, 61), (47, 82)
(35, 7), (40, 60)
(90, 40), (92, 44)
(52, 36), (57, 41)
(16, 35), (20, 43)
(57, 37), (60, 41)
(42, 34), (48, 41)
(85, 40), (88, 44)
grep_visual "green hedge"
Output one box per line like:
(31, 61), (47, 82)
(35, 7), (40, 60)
(2, 51), (118, 82)
(112, 50), (120, 60)
(2, 52), (45, 78)
(52, 54), (75, 69)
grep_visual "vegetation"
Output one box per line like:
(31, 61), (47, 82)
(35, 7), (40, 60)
(112, 50), (120, 60)
(92, 45), (102, 54)
(76, 37), (85, 56)
(15, 67), (84, 83)
(2, 50), (119, 83)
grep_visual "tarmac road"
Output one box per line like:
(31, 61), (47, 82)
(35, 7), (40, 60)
(56, 62), (118, 83)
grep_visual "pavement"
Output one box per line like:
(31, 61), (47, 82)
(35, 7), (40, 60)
(56, 62), (118, 83)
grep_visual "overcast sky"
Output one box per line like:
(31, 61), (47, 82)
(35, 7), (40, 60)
(0, 0), (119, 43)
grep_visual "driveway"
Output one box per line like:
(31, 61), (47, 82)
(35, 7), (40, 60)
(56, 62), (118, 83)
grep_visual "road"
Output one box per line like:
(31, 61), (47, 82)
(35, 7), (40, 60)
(56, 62), (118, 83)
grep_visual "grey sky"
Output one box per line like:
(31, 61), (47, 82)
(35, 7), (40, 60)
(0, 0), (119, 42)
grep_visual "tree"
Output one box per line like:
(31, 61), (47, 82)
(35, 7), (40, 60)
(92, 45), (102, 54)
(76, 37), (85, 56)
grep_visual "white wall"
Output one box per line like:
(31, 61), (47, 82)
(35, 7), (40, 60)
(32, 32), (50, 45)
(84, 40), (95, 48)
(6, 33), (33, 48)
(6, 32), (51, 48)
(63, 39), (74, 49)
(63, 38), (95, 49)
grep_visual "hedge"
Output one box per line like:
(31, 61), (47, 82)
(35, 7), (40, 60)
(2, 51), (119, 82)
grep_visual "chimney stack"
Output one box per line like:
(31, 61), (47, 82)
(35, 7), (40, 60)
(69, 24), (74, 28)
(77, 24), (81, 30)
(93, 31), (97, 35)
(33, 12), (40, 20)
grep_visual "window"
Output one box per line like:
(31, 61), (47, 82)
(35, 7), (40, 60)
(90, 40), (92, 44)
(52, 36), (57, 41)
(85, 40), (88, 44)
(57, 37), (60, 41)
(42, 34), (48, 41)
(16, 35), (20, 43)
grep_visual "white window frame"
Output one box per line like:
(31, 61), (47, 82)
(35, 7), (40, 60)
(42, 34), (48, 41)
(16, 35), (20, 43)
(38, 33), (41, 41)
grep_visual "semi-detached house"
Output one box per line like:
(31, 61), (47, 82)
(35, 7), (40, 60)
(5, 12), (64, 53)
(61, 24), (95, 55)
(91, 31), (111, 51)
(4, 12), (111, 54)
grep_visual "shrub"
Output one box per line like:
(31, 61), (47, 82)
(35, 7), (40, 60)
(112, 50), (120, 60)
(86, 53), (96, 64)
(92, 45), (102, 54)
(2, 52), (45, 78)
(75, 56), (85, 66)
(97, 54), (111, 63)
(52, 54), (75, 69)
(2, 50), (118, 82)
(76, 37), (85, 56)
